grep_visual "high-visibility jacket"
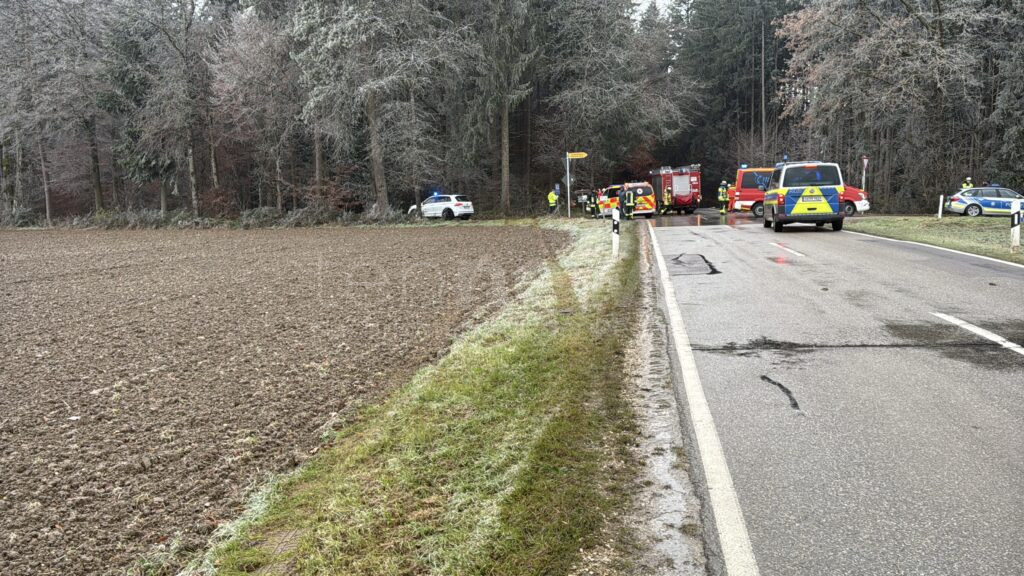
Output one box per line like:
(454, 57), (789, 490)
(663, 189), (673, 207)
(961, 182), (972, 189)
(548, 191), (558, 207)
(624, 190), (636, 207)
(718, 186), (729, 202)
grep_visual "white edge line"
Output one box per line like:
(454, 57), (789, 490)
(932, 312), (1024, 356)
(647, 222), (761, 576)
(845, 230), (1024, 270)
(770, 242), (806, 258)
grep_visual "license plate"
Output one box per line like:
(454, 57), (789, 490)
(801, 197), (823, 202)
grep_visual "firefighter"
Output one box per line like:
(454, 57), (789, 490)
(589, 191), (600, 218)
(718, 180), (729, 215)
(547, 189), (558, 214)
(661, 186), (673, 215)
(962, 177), (973, 189)
(623, 187), (636, 220)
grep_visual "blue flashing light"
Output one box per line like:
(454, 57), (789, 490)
(740, 164), (749, 169)
(783, 154), (789, 162)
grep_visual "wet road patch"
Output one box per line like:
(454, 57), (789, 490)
(671, 254), (721, 276)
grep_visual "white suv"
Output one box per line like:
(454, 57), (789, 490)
(409, 195), (475, 220)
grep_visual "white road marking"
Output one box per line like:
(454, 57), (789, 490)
(846, 230), (1024, 270)
(647, 222), (761, 576)
(932, 313), (1024, 357)
(770, 242), (806, 257)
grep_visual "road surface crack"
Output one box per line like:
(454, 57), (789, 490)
(760, 375), (801, 411)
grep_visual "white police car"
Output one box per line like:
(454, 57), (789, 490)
(409, 194), (475, 220)
(945, 187), (1024, 217)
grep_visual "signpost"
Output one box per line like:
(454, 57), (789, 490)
(1012, 200), (1021, 253)
(565, 152), (588, 219)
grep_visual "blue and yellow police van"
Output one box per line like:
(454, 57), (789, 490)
(763, 162), (846, 232)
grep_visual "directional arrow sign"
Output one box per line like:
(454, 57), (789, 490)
(567, 152), (589, 160)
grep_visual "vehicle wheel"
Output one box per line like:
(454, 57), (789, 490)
(843, 201), (857, 217)
(763, 213), (772, 228)
(832, 219), (844, 231)
(683, 208), (694, 215)
(645, 213), (653, 219)
(752, 203), (764, 218)
(965, 204), (982, 217)
(442, 209), (454, 221)
(772, 216), (784, 232)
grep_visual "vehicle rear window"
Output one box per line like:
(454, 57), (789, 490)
(741, 172), (771, 189)
(782, 165), (842, 188)
(454, 196), (470, 202)
(635, 186), (654, 196)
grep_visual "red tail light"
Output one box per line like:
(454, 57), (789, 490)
(454, 203), (463, 207)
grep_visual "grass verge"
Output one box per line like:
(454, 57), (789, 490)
(198, 220), (642, 575)
(847, 216), (1024, 265)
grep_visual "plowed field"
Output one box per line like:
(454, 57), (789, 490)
(0, 225), (566, 575)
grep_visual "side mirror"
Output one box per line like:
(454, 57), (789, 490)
(758, 185), (766, 192)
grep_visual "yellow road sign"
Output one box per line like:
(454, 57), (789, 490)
(567, 152), (588, 160)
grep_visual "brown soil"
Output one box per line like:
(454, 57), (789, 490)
(0, 225), (566, 576)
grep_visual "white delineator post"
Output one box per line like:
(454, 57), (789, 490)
(938, 195), (944, 219)
(612, 207), (621, 258)
(1011, 200), (1021, 253)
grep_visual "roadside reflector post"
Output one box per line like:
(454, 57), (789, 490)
(612, 208), (621, 258)
(1012, 200), (1021, 253)
(938, 195), (944, 219)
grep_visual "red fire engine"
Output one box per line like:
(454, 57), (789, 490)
(648, 165), (702, 214)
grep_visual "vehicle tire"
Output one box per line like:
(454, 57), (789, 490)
(832, 219), (844, 231)
(752, 203), (764, 218)
(763, 213), (772, 228)
(442, 209), (454, 221)
(772, 214), (784, 232)
(965, 204), (982, 217)
(645, 213), (653, 219)
(683, 208), (694, 215)
(843, 201), (857, 217)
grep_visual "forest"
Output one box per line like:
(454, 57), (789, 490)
(1, 0), (1022, 224)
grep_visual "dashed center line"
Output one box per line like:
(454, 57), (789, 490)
(770, 242), (806, 257)
(932, 313), (1024, 357)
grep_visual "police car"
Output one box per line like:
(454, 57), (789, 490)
(763, 161), (846, 232)
(409, 194), (475, 220)
(945, 187), (1024, 217)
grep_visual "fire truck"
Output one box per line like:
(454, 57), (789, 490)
(648, 165), (702, 214)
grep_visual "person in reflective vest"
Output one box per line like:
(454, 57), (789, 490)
(662, 186), (673, 215)
(962, 177), (973, 189)
(623, 187), (636, 220)
(589, 192), (600, 218)
(548, 189), (558, 214)
(718, 180), (729, 215)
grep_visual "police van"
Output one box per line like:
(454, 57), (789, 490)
(763, 162), (846, 232)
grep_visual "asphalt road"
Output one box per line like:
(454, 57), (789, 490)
(650, 210), (1024, 576)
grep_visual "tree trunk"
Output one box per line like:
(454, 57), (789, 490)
(13, 131), (23, 217)
(500, 100), (511, 215)
(160, 179), (168, 217)
(313, 128), (323, 198)
(275, 153), (283, 211)
(87, 116), (104, 212)
(366, 94), (389, 214)
(209, 129), (220, 190)
(0, 140), (9, 220)
(37, 137), (51, 226)
(109, 124), (121, 210)
(187, 144), (199, 217)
